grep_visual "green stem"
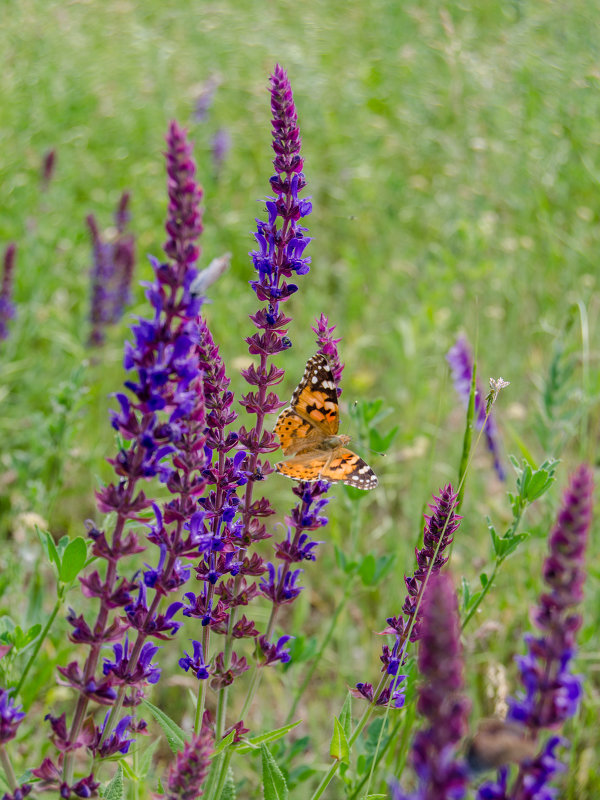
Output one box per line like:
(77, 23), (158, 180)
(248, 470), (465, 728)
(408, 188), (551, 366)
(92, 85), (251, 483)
(457, 362), (477, 512)
(461, 507), (524, 631)
(211, 749), (233, 800)
(14, 594), (63, 697)
(0, 745), (17, 793)
(461, 559), (501, 631)
(349, 718), (402, 800)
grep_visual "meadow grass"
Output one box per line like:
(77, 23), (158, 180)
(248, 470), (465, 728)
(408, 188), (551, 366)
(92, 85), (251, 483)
(0, 1), (599, 797)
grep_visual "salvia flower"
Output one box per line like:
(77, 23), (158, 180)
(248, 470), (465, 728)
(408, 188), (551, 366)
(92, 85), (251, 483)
(211, 66), (312, 713)
(165, 716), (214, 800)
(402, 485), (461, 643)
(194, 75), (220, 123)
(0, 689), (25, 743)
(479, 465), (593, 800)
(446, 335), (505, 480)
(0, 244), (17, 341)
(87, 192), (136, 346)
(394, 574), (470, 800)
(179, 640), (210, 680)
(55, 121), (207, 786)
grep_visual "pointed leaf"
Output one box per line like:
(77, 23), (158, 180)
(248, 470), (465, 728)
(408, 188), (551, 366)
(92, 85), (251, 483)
(141, 698), (188, 754)
(339, 693), (352, 740)
(261, 744), (288, 800)
(38, 530), (60, 572)
(235, 720), (302, 754)
(329, 717), (350, 765)
(214, 729), (236, 754)
(102, 764), (123, 800)
(138, 738), (160, 780)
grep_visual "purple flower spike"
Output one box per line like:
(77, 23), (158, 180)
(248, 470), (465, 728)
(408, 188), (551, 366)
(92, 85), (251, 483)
(312, 314), (344, 393)
(395, 575), (470, 800)
(0, 244), (17, 340)
(447, 336), (505, 480)
(164, 121), (203, 268)
(478, 465), (593, 800)
(403, 485), (461, 643)
(0, 688), (26, 744)
(87, 193), (136, 346)
(165, 716), (214, 800)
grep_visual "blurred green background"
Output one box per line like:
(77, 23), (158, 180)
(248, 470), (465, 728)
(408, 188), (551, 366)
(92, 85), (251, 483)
(1, 0), (599, 796)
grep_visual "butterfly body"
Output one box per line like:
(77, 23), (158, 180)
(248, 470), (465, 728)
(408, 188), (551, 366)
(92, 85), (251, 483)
(273, 354), (377, 490)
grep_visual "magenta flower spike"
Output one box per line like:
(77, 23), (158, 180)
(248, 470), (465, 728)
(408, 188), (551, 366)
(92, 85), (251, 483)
(354, 485), (460, 708)
(393, 574), (470, 800)
(49, 121), (207, 788)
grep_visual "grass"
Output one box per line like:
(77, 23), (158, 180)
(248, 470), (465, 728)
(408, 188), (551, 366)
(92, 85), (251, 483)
(0, 0), (599, 797)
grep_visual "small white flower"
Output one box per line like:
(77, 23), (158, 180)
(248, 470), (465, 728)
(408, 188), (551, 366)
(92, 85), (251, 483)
(489, 377), (510, 392)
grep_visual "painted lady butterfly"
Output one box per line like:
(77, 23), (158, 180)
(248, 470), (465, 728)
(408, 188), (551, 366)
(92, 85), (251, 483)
(273, 354), (378, 490)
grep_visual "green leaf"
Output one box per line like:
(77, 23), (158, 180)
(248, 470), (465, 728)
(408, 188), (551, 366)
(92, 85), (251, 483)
(138, 738), (160, 780)
(59, 537), (87, 583)
(358, 554), (376, 586)
(214, 729), (236, 754)
(235, 720), (302, 754)
(479, 572), (488, 588)
(486, 517), (500, 556)
(219, 768), (236, 800)
(329, 717), (350, 765)
(141, 698), (188, 754)
(373, 554), (395, 584)
(339, 692), (352, 740)
(38, 530), (60, 572)
(261, 744), (288, 800)
(102, 764), (123, 800)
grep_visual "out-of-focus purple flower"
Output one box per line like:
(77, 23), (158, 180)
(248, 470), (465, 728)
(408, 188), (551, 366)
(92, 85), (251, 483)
(41, 149), (57, 190)
(394, 575), (470, 800)
(446, 335), (505, 480)
(165, 716), (213, 800)
(31, 758), (99, 799)
(479, 466), (593, 800)
(0, 689), (25, 744)
(2, 785), (32, 800)
(509, 465), (592, 730)
(87, 192), (136, 346)
(194, 76), (220, 123)
(0, 244), (17, 341)
(211, 128), (230, 176)
(179, 640), (210, 680)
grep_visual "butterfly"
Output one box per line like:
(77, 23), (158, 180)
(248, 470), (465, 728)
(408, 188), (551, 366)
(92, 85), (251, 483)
(466, 719), (538, 772)
(273, 353), (378, 490)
